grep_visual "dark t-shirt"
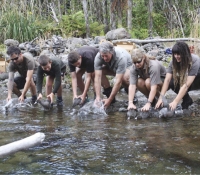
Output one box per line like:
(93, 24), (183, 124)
(8, 52), (39, 78)
(37, 57), (66, 94)
(68, 46), (99, 73)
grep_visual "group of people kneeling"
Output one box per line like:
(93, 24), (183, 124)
(6, 41), (200, 111)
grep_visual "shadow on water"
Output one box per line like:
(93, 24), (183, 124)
(1, 90), (200, 174)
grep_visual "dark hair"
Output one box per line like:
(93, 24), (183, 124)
(172, 41), (192, 88)
(38, 55), (51, 66)
(6, 46), (21, 56)
(68, 51), (80, 64)
(172, 41), (192, 71)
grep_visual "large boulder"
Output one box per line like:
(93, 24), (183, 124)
(65, 37), (88, 51)
(4, 39), (19, 47)
(105, 28), (131, 40)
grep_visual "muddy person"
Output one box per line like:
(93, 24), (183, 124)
(6, 46), (38, 103)
(36, 55), (66, 106)
(94, 42), (135, 109)
(127, 48), (166, 111)
(156, 41), (200, 110)
(68, 46), (99, 104)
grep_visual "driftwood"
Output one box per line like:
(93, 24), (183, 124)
(0, 132), (45, 158)
(112, 38), (200, 45)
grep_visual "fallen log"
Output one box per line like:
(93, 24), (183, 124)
(112, 38), (200, 45)
(0, 132), (45, 158)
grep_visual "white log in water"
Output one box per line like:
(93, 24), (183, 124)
(0, 132), (45, 158)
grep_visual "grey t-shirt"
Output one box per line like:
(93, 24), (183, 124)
(8, 52), (39, 78)
(167, 54), (200, 76)
(94, 47), (132, 74)
(130, 59), (166, 85)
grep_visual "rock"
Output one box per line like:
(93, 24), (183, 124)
(0, 72), (9, 81)
(4, 39), (19, 47)
(105, 28), (131, 40)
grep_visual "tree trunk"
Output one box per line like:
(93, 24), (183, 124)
(117, 0), (122, 27)
(102, 0), (109, 33)
(110, 0), (117, 30)
(127, 0), (133, 32)
(173, 4), (185, 37)
(148, 0), (153, 37)
(82, 0), (90, 38)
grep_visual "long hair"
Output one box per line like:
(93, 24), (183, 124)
(172, 41), (192, 88)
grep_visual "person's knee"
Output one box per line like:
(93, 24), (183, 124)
(137, 78), (145, 88)
(145, 79), (150, 89)
(122, 76), (129, 87)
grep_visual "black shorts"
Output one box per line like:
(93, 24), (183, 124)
(14, 76), (26, 90)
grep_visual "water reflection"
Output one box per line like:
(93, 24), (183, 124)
(0, 90), (200, 174)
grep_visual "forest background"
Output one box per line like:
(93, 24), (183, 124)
(0, 0), (200, 46)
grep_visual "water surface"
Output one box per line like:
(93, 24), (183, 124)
(0, 90), (200, 174)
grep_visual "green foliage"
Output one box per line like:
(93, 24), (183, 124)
(59, 11), (86, 37)
(130, 28), (149, 39)
(58, 11), (104, 37)
(89, 22), (104, 37)
(0, 10), (46, 43)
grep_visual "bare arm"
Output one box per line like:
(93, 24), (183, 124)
(21, 70), (34, 97)
(141, 84), (157, 111)
(169, 75), (196, 110)
(7, 72), (14, 101)
(71, 72), (78, 98)
(108, 73), (123, 102)
(94, 70), (102, 101)
(127, 84), (137, 110)
(81, 72), (92, 97)
(155, 73), (172, 108)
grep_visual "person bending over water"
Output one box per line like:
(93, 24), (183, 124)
(36, 55), (66, 106)
(155, 41), (200, 110)
(128, 48), (166, 111)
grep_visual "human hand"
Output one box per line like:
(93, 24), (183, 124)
(18, 95), (25, 103)
(102, 98), (111, 109)
(37, 93), (43, 101)
(141, 103), (151, 111)
(47, 93), (54, 104)
(6, 96), (11, 102)
(155, 98), (163, 109)
(127, 102), (136, 110)
(78, 94), (86, 104)
(169, 101), (178, 111)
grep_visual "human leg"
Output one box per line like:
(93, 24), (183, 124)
(13, 76), (26, 97)
(56, 81), (63, 106)
(137, 78), (149, 97)
(101, 66), (116, 103)
(29, 78), (37, 103)
(76, 68), (86, 93)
